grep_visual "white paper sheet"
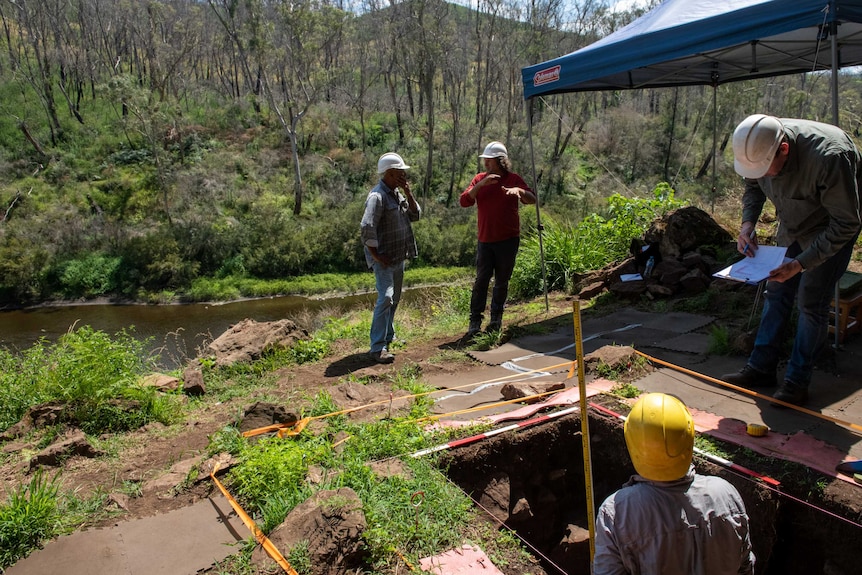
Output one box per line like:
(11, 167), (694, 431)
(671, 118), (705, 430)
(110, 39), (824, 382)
(713, 245), (788, 284)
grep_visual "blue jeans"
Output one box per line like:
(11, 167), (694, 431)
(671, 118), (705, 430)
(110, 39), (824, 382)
(470, 237), (520, 323)
(369, 260), (404, 353)
(748, 238), (857, 388)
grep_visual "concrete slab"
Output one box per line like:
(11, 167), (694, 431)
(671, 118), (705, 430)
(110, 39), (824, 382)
(7, 496), (246, 575)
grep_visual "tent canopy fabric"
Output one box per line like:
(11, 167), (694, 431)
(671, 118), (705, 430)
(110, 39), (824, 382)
(522, 0), (862, 99)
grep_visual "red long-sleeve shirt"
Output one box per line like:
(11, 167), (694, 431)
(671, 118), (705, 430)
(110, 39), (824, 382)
(460, 172), (532, 243)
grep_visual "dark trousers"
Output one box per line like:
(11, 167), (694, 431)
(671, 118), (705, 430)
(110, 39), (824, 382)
(469, 237), (520, 323)
(749, 236), (857, 388)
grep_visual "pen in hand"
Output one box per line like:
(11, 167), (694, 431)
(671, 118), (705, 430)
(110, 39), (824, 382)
(742, 230), (756, 257)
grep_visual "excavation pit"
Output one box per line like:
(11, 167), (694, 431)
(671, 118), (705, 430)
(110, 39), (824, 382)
(441, 400), (862, 575)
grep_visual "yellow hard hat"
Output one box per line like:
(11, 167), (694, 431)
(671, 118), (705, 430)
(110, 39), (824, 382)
(624, 393), (694, 482)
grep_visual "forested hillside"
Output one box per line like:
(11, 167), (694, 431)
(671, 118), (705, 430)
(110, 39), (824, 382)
(0, 0), (860, 305)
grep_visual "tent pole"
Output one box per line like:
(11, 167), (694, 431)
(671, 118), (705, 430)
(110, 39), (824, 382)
(831, 19), (839, 126)
(527, 98), (550, 313)
(711, 82), (717, 213)
(831, 19), (841, 348)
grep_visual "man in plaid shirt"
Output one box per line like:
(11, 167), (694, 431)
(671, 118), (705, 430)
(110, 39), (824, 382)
(360, 152), (421, 363)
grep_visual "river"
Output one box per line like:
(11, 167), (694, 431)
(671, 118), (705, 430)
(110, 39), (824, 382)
(0, 289), (433, 368)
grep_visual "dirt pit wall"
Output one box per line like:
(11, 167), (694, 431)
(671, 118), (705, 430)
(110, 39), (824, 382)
(441, 403), (860, 575)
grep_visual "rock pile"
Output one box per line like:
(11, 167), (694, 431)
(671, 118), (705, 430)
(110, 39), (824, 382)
(576, 206), (736, 300)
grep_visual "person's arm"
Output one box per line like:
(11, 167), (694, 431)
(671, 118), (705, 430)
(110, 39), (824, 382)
(460, 172), (496, 207)
(740, 177), (766, 233)
(360, 192), (390, 266)
(593, 501), (630, 575)
(796, 150), (862, 270)
(503, 174), (536, 205)
(402, 180), (421, 221)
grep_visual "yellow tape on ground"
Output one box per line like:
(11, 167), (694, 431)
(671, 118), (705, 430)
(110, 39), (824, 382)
(210, 464), (299, 575)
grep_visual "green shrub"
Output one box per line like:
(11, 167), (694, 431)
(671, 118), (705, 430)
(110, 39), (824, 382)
(0, 326), (180, 434)
(56, 254), (122, 298)
(510, 183), (686, 299)
(0, 472), (61, 568)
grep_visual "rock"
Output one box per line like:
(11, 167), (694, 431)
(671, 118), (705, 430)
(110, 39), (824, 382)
(577, 280), (606, 300)
(679, 267), (711, 293)
(239, 402), (298, 434)
(510, 497), (533, 522)
(107, 492), (130, 511)
(142, 454), (204, 497)
(182, 364), (206, 396)
(1, 402), (66, 441)
(206, 318), (309, 367)
(29, 429), (102, 468)
(644, 206), (734, 259)
(655, 257), (689, 285)
(477, 472), (510, 521)
(500, 382), (565, 401)
(549, 523), (592, 575)
(253, 487), (367, 575)
(141, 373), (181, 392)
(367, 459), (413, 481)
(647, 283), (674, 297)
(197, 452), (237, 481)
(608, 280), (648, 298)
(584, 345), (638, 374)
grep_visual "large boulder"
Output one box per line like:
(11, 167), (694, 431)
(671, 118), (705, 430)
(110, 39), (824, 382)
(643, 205), (734, 259)
(252, 487), (367, 575)
(205, 318), (309, 367)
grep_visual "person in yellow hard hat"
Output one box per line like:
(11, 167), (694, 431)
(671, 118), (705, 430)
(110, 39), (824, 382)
(593, 393), (754, 575)
(460, 141), (536, 338)
(721, 115), (861, 407)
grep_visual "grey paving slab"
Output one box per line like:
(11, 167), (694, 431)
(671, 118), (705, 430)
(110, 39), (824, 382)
(7, 496), (246, 575)
(640, 311), (715, 333)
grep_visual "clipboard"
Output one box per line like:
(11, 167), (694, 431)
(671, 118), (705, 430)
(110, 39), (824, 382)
(713, 245), (788, 285)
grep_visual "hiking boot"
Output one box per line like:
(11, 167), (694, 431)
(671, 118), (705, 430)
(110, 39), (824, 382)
(486, 314), (503, 333)
(720, 365), (777, 388)
(466, 319), (482, 339)
(771, 381), (808, 407)
(369, 350), (395, 364)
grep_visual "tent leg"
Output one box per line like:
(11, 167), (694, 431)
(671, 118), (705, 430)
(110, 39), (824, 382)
(527, 98), (549, 313)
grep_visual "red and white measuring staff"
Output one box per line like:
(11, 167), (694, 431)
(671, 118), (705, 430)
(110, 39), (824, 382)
(410, 405), (580, 458)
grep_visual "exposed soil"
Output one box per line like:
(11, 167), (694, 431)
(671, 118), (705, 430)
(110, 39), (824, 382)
(3, 291), (862, 574)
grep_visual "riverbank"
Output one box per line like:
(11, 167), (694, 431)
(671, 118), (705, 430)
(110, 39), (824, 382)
(4, 286), (862, 574)
(0, 266), (474, 310)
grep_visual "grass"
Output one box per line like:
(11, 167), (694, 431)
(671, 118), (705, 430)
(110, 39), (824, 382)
(184, 267), (473, 303)
(0, 327), (183, 435)
(0, 272), (795, 572)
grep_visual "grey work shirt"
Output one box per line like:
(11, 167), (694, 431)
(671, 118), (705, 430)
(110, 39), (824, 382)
(360, 179), (420, 268)
(593, 467), (754, 575)
(742, 118), (862, 270)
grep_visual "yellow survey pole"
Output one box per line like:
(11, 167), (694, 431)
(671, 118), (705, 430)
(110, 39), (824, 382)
(573, 299), (596, 566)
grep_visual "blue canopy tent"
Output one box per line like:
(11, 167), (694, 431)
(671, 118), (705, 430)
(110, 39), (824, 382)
(521, 0), (862, 341)
(523, 0), (862, 102)
(520, 3), (862, 557)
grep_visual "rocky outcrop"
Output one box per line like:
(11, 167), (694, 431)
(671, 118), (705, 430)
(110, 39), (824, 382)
(252, 487), (367, 575)
(205, 318), (309, 367)
(576, 206), (736, 300)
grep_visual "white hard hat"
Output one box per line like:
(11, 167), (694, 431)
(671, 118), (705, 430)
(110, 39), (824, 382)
(479, 141), (508, 159)
(732, 114), (785, 179)
(377, 152), (410, 174)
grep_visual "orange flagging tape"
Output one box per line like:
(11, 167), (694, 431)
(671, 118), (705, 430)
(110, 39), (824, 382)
(635, 350), (862, 435)
(210, 464), (299, 575)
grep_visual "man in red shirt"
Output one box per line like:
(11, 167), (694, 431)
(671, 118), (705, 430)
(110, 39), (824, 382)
(460, 141), (536, 337)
